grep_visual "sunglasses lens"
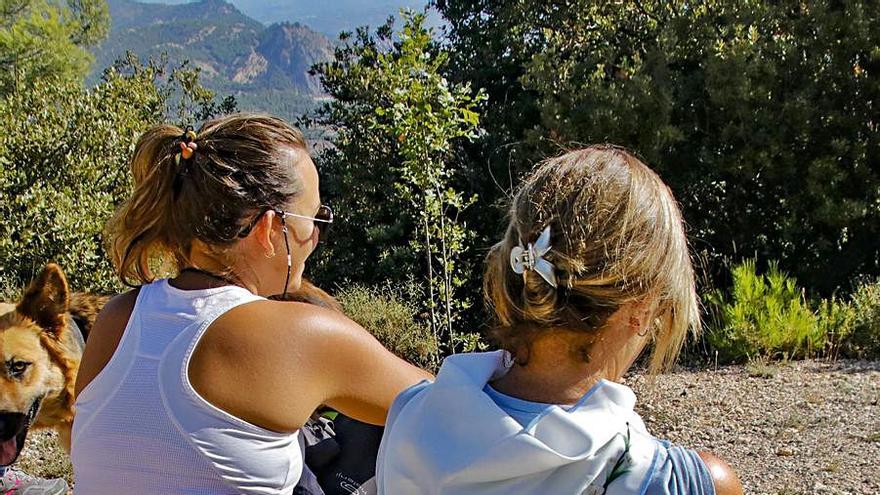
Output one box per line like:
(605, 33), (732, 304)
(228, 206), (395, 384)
(316, 205), (333, 223)
(316, 205), (332, 241)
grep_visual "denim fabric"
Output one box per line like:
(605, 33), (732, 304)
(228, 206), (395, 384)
(645, 441), (715, 495)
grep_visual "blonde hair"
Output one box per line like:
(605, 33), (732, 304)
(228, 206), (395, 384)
(484, 145), (700, 373)
(106, 113), (308, 286)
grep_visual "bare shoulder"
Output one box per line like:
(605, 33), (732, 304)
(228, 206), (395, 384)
(213, 298), (410, 378)
(698, 451), (744, 495)
(95, 289), (140, 320)
(201, 298), (398, 391)
(197, 299), (428, 429)
(218, 298), (384, 355)
(74, 289), (140, 398)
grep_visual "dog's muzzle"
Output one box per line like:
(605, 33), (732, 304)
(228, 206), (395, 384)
(0, 397), (43, 467)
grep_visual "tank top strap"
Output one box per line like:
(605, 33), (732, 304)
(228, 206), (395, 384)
(155, 281), (304, 493)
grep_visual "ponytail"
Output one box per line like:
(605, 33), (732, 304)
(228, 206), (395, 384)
(105, 114), (308, 287)
(106, 125), (185, 286)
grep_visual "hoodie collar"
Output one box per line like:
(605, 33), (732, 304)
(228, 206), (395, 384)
(384, 351), (653, 490)
(435, 351), (638, 419)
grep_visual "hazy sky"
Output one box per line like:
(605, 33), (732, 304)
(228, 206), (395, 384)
(135, 0), (439, 36)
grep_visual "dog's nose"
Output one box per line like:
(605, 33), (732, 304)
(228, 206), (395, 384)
(0, 412), (27, 441)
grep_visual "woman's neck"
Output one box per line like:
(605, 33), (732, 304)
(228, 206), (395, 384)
(176, 249), (260, 294)
(490, 331), (607, 405)
(490, 318), (645, 405)
(491, 362), (603, 405)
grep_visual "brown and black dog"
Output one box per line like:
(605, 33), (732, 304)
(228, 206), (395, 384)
(0, 264), (107, 467)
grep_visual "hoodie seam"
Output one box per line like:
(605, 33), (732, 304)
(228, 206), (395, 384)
(637, 441), (661, 495)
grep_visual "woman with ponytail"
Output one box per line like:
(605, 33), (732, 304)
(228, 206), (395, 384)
(71, 114), (429, 494)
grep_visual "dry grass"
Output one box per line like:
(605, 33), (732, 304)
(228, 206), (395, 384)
(745, 356), (780, 378)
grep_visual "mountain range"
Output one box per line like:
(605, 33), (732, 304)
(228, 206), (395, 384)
(133, 0), (434, 37)
(96, 0), (334, 93)
(92, 0), (439, 120)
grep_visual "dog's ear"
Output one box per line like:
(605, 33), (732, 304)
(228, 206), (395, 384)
(17, 263), (71, 338)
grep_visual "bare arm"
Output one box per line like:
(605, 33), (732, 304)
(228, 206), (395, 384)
(310, 310), (433, 424)
(699, 451), (744, 495)
(189, 300), (431, 432)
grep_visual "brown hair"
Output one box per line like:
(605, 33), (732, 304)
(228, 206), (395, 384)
(106, 113), (308, 286)
(484, 145), (700, 373)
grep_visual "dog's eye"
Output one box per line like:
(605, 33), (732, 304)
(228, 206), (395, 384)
(7, 360), (31, 378)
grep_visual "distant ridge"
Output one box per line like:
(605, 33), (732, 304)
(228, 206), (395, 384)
(93, 0), (334, 99)
(131, 0), (434, 37)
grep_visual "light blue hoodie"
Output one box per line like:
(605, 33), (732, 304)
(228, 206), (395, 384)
(377, 351), (691, 495)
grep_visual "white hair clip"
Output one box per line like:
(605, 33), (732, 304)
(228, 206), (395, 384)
(509, 226), (558, 288)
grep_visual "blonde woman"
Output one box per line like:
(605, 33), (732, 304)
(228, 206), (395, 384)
(71, 114), (429, 494)
(377, 146), (743, 495)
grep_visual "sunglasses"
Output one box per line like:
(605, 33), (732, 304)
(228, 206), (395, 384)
(274, 204), (334, 242)
(238, 205), (333, 241)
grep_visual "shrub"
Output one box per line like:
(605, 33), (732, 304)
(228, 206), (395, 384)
(816, 296), (856, 360)
(0, 68), (160, 294)
(336, 283), (440, 371)
(438, 1), (880, 295)
(745, 356), (778, 379)
(308, 13), (485, 354)
(706, 259), (824, 362)
(0, 56), (234, 295)
(845, 279), (880, 359)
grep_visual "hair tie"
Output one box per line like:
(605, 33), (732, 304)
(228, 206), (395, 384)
(174, 126), (199, 165)
(509, 225), (558, 288)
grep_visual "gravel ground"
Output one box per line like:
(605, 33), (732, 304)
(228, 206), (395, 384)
(16, 359), (880, 494)
(15, 430), (71, 485)
(628, 359), (880, 495)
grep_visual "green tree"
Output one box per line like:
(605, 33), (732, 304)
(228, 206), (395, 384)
(438, 0), (880, 295)
(0, 0), (109, 93)
(0, 55), (235, 294)
(433, 0), (549, 250)
(308, 12), (485, 357)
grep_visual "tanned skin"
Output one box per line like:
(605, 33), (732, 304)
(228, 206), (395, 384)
(699, 452), (745, 495)
(76, 149), (430, 433)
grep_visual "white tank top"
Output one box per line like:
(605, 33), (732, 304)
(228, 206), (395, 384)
(72, 279), (303, 494)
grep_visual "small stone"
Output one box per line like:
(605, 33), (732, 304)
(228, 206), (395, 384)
(776, 447), (796, 457)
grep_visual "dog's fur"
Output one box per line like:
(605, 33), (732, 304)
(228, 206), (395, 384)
(0, 264), (108, 467)
(269, 282), (342, 312)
